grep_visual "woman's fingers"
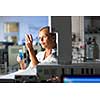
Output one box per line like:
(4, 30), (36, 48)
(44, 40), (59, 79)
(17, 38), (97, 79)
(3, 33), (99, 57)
(29, 34), (33, 42)
(25, 34), (33, 51)
(17, 55), (21, 63)
(25, 34), (33, 42)
(25, 34), (30, 42)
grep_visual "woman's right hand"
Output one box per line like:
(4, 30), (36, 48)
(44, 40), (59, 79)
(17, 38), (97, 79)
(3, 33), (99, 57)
(17, 55), (26, 70)
(25, 34), (33, 52)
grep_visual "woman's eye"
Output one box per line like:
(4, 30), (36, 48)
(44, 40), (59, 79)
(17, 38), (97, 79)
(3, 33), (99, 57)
(43, 36), (47, 38)
(39, 36), (48, 40)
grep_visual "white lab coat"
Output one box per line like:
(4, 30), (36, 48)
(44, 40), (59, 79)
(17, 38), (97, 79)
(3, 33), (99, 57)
(0, 49), (57, 79)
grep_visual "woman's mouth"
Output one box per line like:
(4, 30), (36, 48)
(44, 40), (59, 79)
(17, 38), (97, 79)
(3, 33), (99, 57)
(41, 43), (45, 45)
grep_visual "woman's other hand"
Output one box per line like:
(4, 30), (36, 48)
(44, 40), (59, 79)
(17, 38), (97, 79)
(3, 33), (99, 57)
(17, 55), (26, 70)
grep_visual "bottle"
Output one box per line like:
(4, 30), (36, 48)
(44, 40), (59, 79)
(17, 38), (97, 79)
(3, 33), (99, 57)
(19, 49), (24, 60)
(86, 37), (93, 61)
(92, 37), (99, 60)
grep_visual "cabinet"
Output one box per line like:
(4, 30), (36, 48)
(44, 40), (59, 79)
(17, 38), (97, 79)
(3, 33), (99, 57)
(4, 22), (19, 44)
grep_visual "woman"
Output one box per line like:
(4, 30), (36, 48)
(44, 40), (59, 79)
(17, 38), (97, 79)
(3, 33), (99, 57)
(17, 26), (57, 69)
(0, 26), (57, 79)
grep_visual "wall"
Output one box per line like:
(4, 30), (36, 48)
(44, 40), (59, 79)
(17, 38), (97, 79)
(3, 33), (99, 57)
(72, 16), (80, 34)
(0, 16), (48, 45)
(51, 16), (72, 65)
(72, 16), (84, 43)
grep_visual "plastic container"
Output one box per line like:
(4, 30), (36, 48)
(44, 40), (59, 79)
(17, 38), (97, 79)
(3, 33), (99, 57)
(19, 49), (24, 60)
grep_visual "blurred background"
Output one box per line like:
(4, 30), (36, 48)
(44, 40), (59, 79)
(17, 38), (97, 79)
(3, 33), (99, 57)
(0, 16), (48, 74)
(1, 16), (100, 76)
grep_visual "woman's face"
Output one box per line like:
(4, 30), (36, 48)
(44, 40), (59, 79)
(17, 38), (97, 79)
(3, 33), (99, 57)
(39, 29), (53, 49)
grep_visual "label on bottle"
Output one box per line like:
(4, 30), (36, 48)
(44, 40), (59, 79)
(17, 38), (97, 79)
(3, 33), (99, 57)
(86, 44), (93, 60)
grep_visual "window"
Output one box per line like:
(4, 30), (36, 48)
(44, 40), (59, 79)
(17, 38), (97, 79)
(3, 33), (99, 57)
(4, 22), (19, 33)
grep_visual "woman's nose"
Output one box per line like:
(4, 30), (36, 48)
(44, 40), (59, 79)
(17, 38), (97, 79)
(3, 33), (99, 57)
(40, 37), (43, 41)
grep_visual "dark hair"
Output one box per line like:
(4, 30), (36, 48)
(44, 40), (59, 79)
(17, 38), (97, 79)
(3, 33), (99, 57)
(49, 32), (57, 48)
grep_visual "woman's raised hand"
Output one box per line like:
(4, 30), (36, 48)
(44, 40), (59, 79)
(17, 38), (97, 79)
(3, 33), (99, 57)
(25, 34), (33, 51)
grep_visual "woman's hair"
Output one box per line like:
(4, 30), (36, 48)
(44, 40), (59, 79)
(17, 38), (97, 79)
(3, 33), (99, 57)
(50, 32), (57, 48)
(39, 26), (50, 32)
